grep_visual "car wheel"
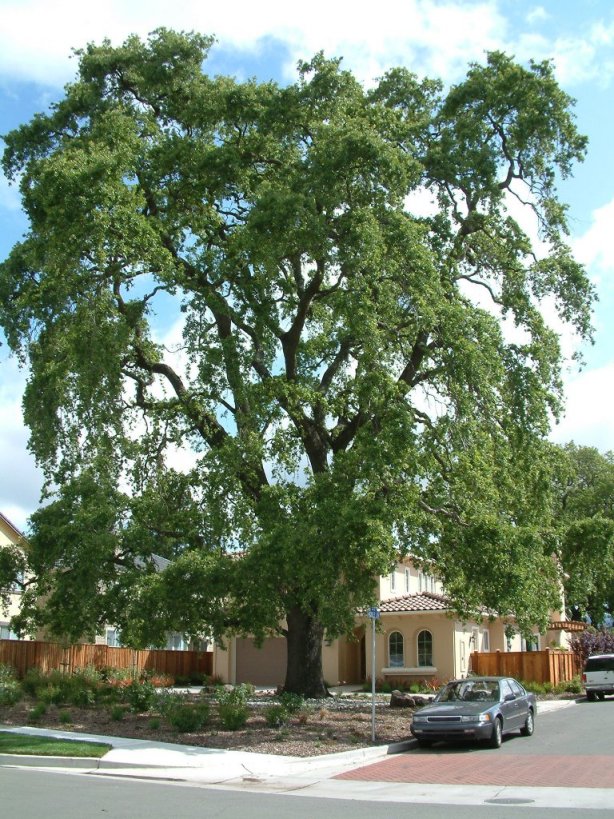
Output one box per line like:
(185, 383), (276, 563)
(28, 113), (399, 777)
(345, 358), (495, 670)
(489, 717), (503, 748)
(520, 709), (534, 737)
(597, 692), (606, 701)
(416, 738), (433, 748)
(587, 691), (597, 702)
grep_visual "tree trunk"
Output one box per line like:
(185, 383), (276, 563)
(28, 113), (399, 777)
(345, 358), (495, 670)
(284, 606), (329, 697)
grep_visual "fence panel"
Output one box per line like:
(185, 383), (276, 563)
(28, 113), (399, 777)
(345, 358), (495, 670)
(0, 638), (212, 679)
(469, 650), (579, 685)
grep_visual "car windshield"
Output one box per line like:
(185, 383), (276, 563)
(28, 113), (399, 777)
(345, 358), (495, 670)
(436, 680), (500, 703)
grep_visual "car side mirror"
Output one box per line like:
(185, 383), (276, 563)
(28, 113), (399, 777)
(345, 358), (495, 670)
(504, 693), (516, 702)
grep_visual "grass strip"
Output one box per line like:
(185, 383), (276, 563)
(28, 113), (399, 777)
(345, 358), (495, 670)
(0, 731), (111, 758)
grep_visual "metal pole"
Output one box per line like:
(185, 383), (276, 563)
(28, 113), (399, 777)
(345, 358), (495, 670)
(371, 615), (376, 742)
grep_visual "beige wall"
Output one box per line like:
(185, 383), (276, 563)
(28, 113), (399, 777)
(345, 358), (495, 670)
(0, 514), (28, 635)
(378, 560), (443, 601)
(363, 611), (456, 683)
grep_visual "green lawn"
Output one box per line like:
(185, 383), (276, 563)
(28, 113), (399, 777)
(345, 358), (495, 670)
(0, 731), (111, 757)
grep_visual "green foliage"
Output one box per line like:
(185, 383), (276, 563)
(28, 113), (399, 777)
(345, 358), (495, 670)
(279, 692), (305, 713)
(218, 702), (248, 731)
(0, 30), (594, 695)
(0, 665), (21, 707)
(264, 704), (290, 727)
(551, 445), (614, 624)
(216, 685), (252, 730)
(27, 703), (47, 722)
(122, 680), (156, 713)
(109, 705), (126, 721)
(59, 710), (72, 724)
(167, 703), (210, 732)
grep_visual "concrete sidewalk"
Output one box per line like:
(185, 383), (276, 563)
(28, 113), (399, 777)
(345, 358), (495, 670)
(0, 698), (576, 787)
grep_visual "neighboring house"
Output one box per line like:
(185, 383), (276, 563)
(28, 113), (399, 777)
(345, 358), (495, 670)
(0, 512), (33, 641)
(213, 557), (581, 687)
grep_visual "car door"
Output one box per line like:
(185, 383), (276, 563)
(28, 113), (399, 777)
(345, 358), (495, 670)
(509, 679), (529, 727)
(499, 679), (522, 731)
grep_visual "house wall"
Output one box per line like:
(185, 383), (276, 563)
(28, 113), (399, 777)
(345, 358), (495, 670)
(378, 561), (443, 601)
(0, 513), (32, 640)
(363, 611), (456, 684)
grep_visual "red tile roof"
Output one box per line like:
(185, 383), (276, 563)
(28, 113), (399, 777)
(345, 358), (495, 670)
(378, 592), (451, 613)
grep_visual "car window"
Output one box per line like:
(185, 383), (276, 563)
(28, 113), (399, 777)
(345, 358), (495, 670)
(510, 680), (524, 697)
(585, 655), (614, 672)
(437, 680), (499, 702)
(500, 680), (513, 699)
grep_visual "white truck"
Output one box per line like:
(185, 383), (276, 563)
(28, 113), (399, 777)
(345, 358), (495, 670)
(583, 653), (614, 701)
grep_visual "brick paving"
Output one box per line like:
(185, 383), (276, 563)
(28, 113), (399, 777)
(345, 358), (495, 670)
(336, 753), (614, 789)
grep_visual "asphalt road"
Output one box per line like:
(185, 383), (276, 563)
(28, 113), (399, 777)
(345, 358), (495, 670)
(1, 699), (613, 816)
(0, 767), (611, 819)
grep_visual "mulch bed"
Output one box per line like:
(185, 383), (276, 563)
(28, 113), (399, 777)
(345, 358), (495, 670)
(0, 693), (415, 757)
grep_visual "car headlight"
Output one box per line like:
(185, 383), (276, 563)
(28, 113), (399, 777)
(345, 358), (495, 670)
(460, 714), (491, 723)
(412, 716), (427, 724)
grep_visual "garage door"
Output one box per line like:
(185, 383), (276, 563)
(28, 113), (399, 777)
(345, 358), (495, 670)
(235, 637), (287, 687)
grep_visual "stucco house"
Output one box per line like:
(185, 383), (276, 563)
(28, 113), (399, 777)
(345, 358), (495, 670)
(212, 557), (578, 688)
(0, 511), (33, 641)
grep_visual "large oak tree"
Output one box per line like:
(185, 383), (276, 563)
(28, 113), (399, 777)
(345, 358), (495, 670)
(0, 31), (593, 695)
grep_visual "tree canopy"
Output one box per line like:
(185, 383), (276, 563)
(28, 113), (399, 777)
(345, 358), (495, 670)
(552, 444), (614, 625)
(0, 30), (594, 695)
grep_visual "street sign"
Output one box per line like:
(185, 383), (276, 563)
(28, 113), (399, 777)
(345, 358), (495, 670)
(368, 607), (380, 619)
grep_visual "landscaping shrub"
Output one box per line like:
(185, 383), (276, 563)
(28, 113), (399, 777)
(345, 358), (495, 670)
(167, 703), (210, 733)
(279, 692), (304, 713)
(216, 685), (252, 730)
(36, 684), (62, 705)
(0, 665), (21, 707)
(264, 705), (290, 728)
(59, 710), (72, 724)
(570, 627), (614, 667)
(109, 705), (126, 721)
(218, 702), (248, 730)
(123, 680), (156, 713)
(28, 703), (47, 723)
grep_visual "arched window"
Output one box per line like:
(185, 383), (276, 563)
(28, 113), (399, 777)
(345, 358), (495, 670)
(389, 631), (404, 667)
(417, 630), (433, 667)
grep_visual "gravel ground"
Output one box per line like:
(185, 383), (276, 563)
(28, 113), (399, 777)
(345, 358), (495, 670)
(0, 693), (415, 757)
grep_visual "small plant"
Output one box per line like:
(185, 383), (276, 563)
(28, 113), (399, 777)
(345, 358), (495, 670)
(36, 684), (62, 705)
(218, 703), (248, 731)
(148, 717), (161, 730)
(110, 705), (126, 721)
(168, 703), (210, 733)
(59, 710), (72, 724)
(279, 692), (304, 713)
(264, 704), (289, 728)
(123, 680), (156, 713)
(216, 688), (251, 731)
(28, 703), (47, 723)
(0, 665), (21, 707)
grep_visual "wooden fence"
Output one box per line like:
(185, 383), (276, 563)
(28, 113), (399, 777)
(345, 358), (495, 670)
(0, 639), (212, 680)
(469, 649), (581, 685)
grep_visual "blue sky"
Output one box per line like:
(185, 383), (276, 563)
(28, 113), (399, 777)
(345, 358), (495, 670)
(1, 0), (613, 530)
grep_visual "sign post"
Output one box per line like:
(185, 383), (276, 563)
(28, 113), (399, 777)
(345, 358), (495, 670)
(367, 607), (380, 742)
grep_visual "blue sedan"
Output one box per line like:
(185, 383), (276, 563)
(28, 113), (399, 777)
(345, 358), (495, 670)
(410, 676), (537, 749)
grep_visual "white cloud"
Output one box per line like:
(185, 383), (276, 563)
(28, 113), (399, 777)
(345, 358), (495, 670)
(0, 0), (507, 88)
(526, 6), (549, 25)
(551, 362), (614, 452)
(572, 197), (614, 278)
(0, 354), (44, 529)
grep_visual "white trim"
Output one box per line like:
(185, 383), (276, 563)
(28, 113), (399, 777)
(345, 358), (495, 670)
(382, 666), (437, 674)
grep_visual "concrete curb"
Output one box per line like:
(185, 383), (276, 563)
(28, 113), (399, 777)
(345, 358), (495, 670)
(0, 753), (103, 769)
